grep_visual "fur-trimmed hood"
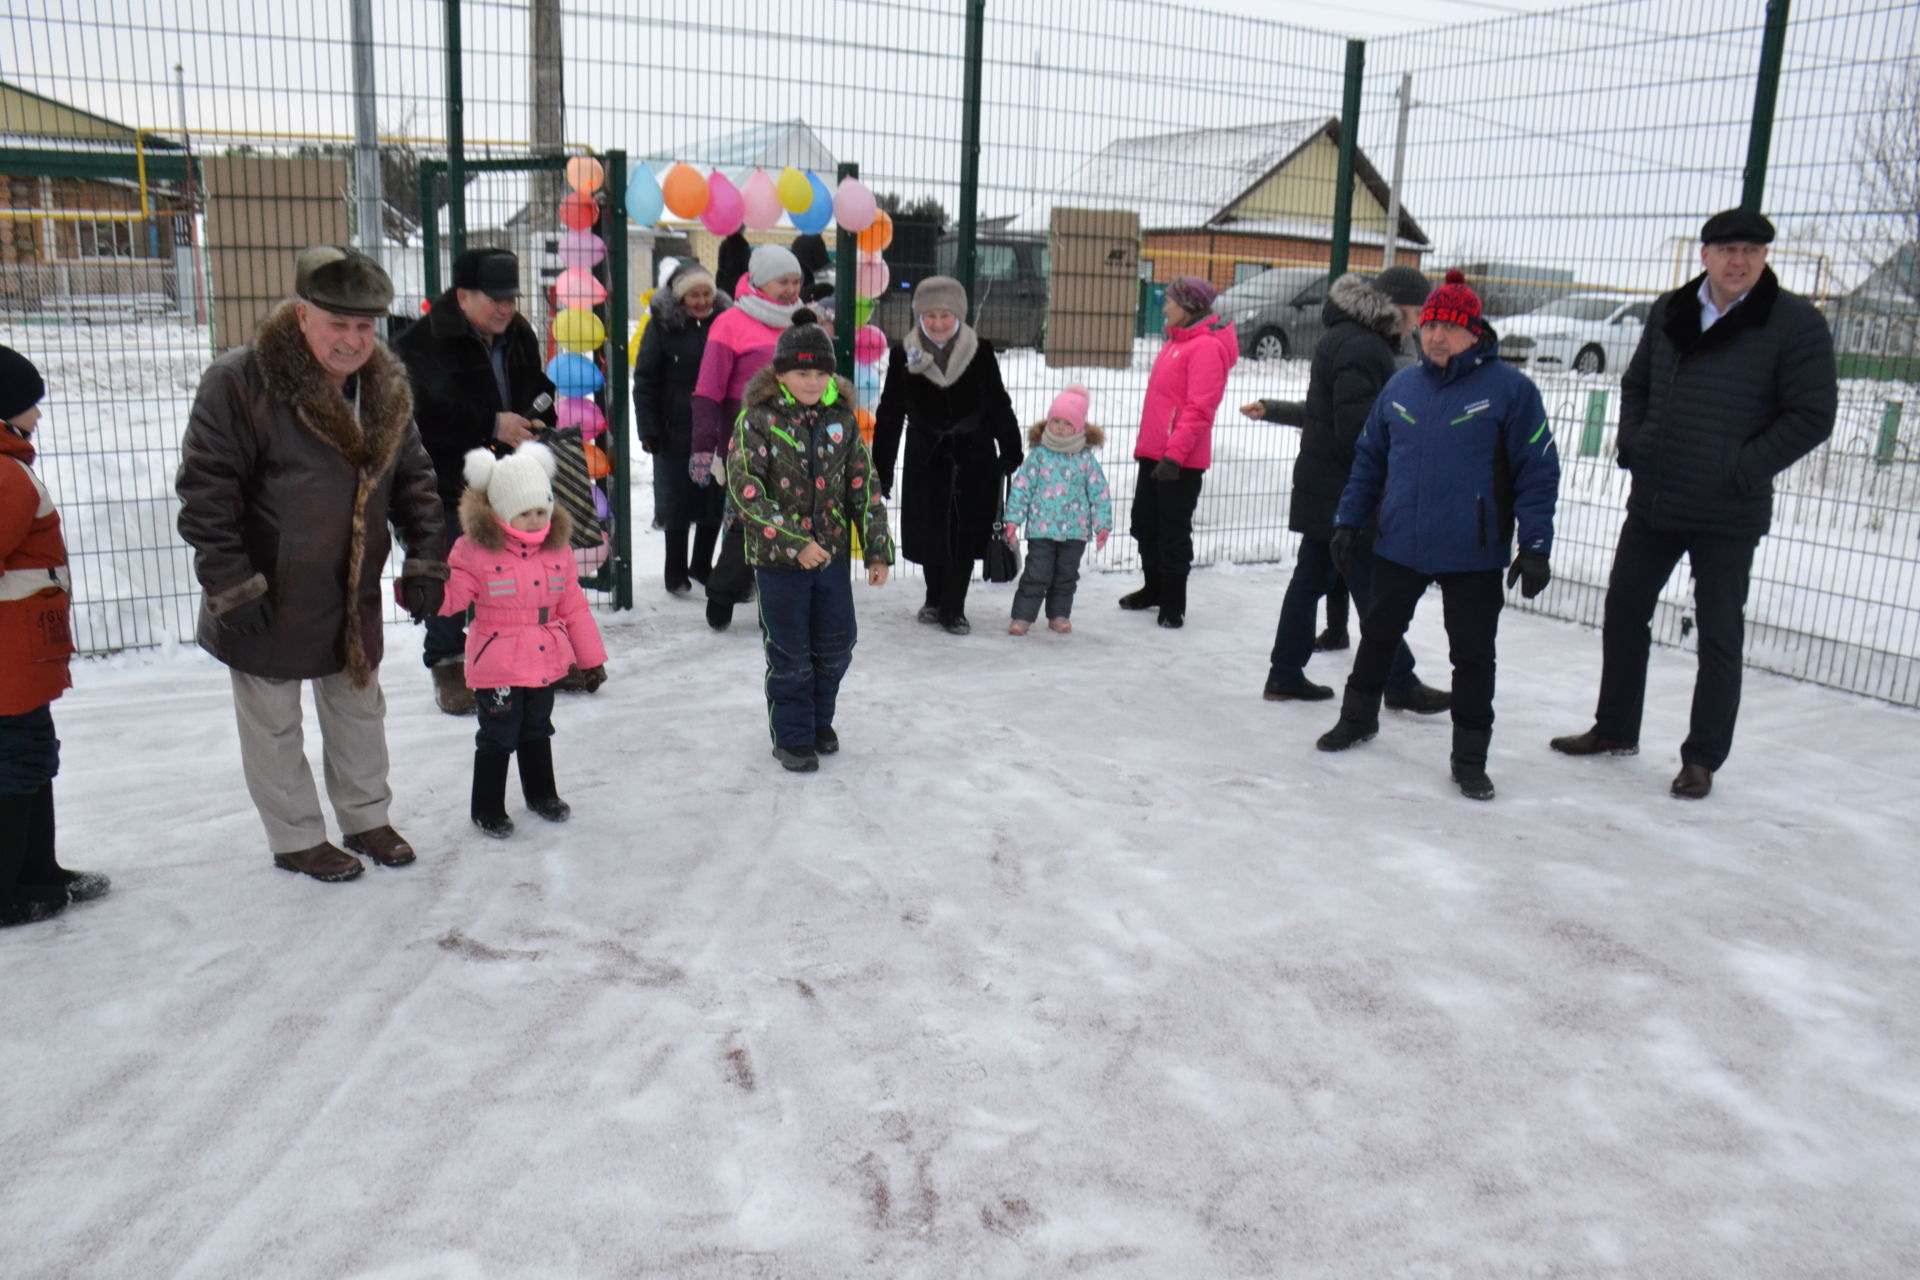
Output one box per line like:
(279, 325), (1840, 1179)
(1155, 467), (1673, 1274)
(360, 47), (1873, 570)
(1027, 420), (1105, 448)
(1326, 273), (1403, 341)
(255, 300), (414, 473)
(649, 287), (732, 331)
(458, 485), (574, 552)
(741, 364), (857, 412)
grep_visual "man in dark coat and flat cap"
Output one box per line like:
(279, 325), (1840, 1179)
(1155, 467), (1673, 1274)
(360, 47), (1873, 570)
(1550, 208), (1836, 800)
(177, 246), (448, 882)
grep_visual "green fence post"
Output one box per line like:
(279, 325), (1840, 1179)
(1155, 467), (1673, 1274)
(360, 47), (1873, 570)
(955, 0), (987, 311)
(1328, 38), (1365, 279)
(420, 161), (442, 299)
(1877, 400), (1904, 467)
(834, 162), (859, 377)
(444, 0), (466, 259)
(1742, 0), (1791, 212)
(1581, 390), (1608, 457)
(605, 149), (632, 609)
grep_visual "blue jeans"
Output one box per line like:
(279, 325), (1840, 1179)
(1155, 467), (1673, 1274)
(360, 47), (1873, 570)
(755, 558), (857, 750)
(1268, 534), (1417, 694)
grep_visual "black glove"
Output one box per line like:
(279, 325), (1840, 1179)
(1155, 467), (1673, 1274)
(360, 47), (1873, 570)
(1001, 451), (1022, 476)
(1152, 456), (1181, 482)
(1506, 551), (1551, 600)
(577, 664), (607, 693)
(1328, 527), (1358, 578)
(218, 594), (272, 637)
(879, 480), (893, 501)
(638, 437), (659, 455)
(399, 575), (445, 624)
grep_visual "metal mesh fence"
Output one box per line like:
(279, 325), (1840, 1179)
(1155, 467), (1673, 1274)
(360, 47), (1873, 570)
(3, 0), (1917, 704)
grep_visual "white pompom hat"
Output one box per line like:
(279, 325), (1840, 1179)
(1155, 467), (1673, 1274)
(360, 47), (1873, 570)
(463, 440), (557, 522)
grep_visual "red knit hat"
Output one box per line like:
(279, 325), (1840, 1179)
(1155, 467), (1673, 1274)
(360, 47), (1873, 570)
(1420, 269), (1484, 333)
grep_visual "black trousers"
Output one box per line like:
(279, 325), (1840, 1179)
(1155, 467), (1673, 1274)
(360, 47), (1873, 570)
(705, 524), (755, 606)
(921, 560), (975, 623)
(1594, 513), (1758, 771)
(1129, 461), (1205, 585)
(474, 685), (556, 756)
(1347, 556), (1504, 734)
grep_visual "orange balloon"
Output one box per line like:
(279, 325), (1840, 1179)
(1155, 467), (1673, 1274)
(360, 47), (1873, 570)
(856, 208), (894, 255)
(661, 162), (709, 219)
(855, 407), (876, 445)
(584, 441), (610, 479)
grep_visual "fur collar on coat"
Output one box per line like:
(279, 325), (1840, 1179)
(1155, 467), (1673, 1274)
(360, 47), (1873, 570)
(903, 322), (980, 388)
(1026, 421), (1105, 449)
(458, 486), (575, 552)
(649, 288), (733, 331)
(1327, 273), (1404, 341)
(254, 299), (416, 689)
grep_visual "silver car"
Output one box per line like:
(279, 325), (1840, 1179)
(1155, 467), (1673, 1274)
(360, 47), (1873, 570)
(1214, 267), (1332, 362)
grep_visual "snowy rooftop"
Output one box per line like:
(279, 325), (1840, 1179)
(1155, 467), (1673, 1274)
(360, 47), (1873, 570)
(1006, 117), (1330, 236)
(642, 118), (836, 176)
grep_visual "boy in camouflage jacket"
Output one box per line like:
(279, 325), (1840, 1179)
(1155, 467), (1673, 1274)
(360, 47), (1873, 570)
(727, 313), (894, 772)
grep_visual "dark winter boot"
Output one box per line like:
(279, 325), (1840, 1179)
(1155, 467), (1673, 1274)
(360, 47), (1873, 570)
(706, 598), (734, 632)
(1318, 587), (1350, 649)
(814, 726), (840, 754)
(432, 660), (476, 715)
(1316, 687), (1382, 752)
(1118, 566), (1161, 611)
(663, 528), (692, 595)
(1385, 680), (1453, 715)
(772, 745), (819, 773)
(25, 783), (111, 901)
(517, 738), (571, 822)
(689, 524), (719, 585)
(1450, 728), (1496, 801)
(471, 752), (514, 838)
(1, 792), (67, 928)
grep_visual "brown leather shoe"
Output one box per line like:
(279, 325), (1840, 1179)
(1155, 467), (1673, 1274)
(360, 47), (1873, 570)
(1550, 729), (1639, 756)
(343, 825), (416, 867)
(1670, 763), (1714, 799)
(272, 842), (364, 882)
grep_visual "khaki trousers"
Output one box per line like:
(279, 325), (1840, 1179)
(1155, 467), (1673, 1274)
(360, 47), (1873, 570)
(229, 669), (392, 853)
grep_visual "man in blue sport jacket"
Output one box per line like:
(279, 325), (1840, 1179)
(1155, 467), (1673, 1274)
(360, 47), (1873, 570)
(1316, 271), (1561, 801)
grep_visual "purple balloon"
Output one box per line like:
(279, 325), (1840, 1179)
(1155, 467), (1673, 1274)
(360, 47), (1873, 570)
(557, 230), (606, 271)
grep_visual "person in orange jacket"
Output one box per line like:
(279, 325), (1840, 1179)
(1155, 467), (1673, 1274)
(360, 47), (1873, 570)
(0, 346), (109, 927)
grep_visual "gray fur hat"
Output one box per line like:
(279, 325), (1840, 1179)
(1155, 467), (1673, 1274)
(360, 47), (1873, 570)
(912, 275), (968, 319)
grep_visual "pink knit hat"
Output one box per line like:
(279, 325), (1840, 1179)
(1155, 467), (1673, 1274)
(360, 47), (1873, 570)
(1047, 383), (1090, 432)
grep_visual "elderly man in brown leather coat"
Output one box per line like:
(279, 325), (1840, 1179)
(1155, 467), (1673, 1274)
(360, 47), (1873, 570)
(177, 246), (447, 882)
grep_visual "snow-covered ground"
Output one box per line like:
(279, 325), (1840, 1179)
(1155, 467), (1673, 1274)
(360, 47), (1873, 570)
(5, 531), (1919, 1278)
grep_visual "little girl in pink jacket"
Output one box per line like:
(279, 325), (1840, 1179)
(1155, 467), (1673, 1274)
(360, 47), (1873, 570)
(440, 441), (608, 838)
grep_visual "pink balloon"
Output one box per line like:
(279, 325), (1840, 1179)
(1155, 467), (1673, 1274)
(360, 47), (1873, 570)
(833, 176), (877, 232)
(700, 170), (744, 236)
(853, 324), (888, 365)
(855, 252), (890, 299)
(556, 397), (607, 437)
(742, 169), (782, 232)
(557, 230), (606, 271)
(554, 267), (608, 309)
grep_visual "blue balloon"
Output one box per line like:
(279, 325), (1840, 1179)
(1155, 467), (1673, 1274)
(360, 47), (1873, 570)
(546, 353), (604, 396)
(625, 164), (664, 225)
(791, 170), (835, 234)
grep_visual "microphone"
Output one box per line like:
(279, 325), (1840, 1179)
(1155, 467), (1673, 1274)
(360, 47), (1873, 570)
(527, 391), (554, 434)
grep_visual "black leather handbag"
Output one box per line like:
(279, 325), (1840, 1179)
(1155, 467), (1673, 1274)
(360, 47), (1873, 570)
(983, 478), (1020, 584)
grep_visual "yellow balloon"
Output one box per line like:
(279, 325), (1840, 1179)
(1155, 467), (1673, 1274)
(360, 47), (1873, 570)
(553, 307), (607, 355)
(565, 156), (605, 194)
(777, 166), (813, 215)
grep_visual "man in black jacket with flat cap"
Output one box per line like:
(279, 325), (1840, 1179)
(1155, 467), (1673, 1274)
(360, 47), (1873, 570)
(1550, 208), (1836, 799)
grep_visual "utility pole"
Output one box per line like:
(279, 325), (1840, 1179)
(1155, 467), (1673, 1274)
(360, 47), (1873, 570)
(350, 0), (383, 268)
(1383, 73), (1411, 270)
(530, 0), (567, 231)
(173, 62), (205, 327)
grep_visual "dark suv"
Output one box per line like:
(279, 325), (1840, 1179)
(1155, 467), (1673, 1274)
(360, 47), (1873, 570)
(869, 232), (1049, 350)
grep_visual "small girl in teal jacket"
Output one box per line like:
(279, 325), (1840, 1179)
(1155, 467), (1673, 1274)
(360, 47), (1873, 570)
(1002, 384), (1112, 635)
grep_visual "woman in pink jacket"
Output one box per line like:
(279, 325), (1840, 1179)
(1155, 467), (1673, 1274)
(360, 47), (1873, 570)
(1119, 275), (1238, 628)
(687, 243), (808, 632)
(441, 441), (608, 838)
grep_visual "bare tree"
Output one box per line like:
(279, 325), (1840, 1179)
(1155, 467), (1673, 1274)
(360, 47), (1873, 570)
(1852, 64), (1920, 306)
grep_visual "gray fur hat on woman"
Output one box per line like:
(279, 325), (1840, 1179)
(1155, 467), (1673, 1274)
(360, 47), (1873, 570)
(912, 275), (968, 319)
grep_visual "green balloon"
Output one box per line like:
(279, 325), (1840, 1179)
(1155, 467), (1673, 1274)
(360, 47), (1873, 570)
(855, 295), (876, 327)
